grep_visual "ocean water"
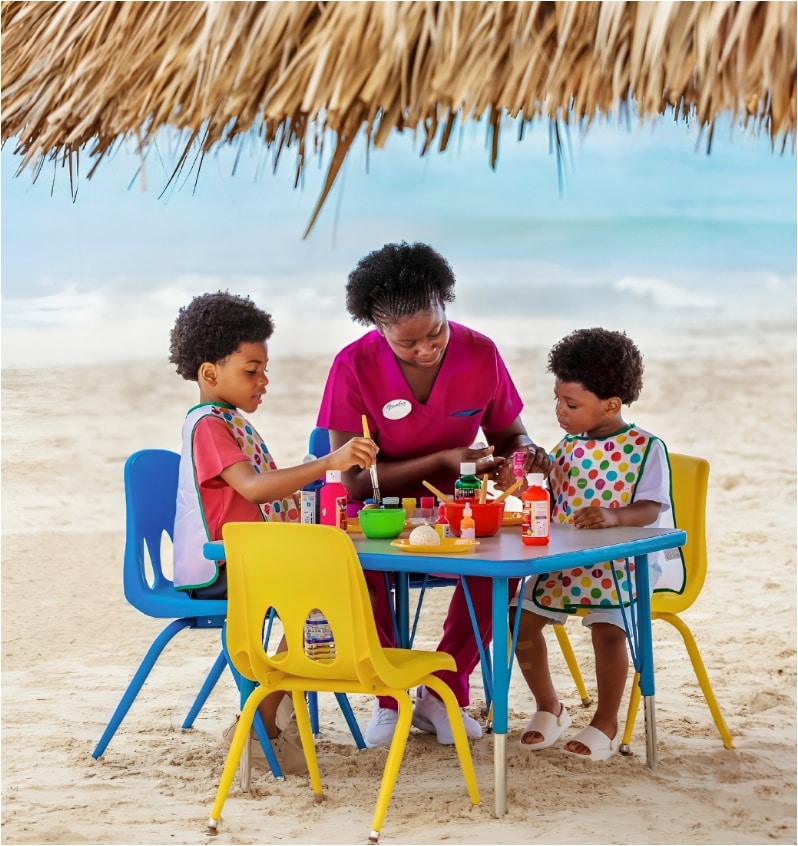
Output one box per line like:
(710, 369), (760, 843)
(1, 112), (795, 367)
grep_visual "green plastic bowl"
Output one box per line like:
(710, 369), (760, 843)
(357, 507), (407, 539)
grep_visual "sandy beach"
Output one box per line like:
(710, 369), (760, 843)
(1, 320), (795, 845)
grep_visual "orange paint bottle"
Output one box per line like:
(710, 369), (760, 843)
(521, 473), (550, 546)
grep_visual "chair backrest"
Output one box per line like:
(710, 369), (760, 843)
(123, 449), (226, 619)
(308, 426), (331, 458)
(653, 452), (709, 615)
(222, 522), (402, 689)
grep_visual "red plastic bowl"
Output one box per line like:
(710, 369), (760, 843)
(444, 499), (505, 537)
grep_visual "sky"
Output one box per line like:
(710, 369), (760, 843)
(1, 110), (796, 367)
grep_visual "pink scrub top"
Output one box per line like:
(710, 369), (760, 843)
(316, 321), (524, 500)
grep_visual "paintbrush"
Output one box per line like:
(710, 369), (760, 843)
(361, 414), (382, 505)
(479, 473), (490, 504)
(421, 480), (455, 504)
(493, 477), (523, 504)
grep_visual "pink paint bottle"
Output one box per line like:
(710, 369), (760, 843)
(320, 470), (348, 531)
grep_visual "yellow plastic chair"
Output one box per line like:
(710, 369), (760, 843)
(207, 522), (480, 844)
(553, 453), (734, 751)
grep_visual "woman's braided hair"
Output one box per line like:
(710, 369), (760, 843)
(345, 241), (456, 327)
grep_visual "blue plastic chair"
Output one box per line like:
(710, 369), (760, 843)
(91, 449), (249, 758)
(93, 449), (284, 776)
(93, 448), (364, 769)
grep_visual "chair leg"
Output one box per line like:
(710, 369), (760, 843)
(92, 618), (193, 758)
(425, 680), (480, 806)
(308, 691), (320, 735)
(291, 690), (323, 799)
(334, 692), (366, 748)
(621, 614), (735, 753)
(207, 686), (268, 834)
(621, 671), (641, 753)
(182, 649), (227, 729)
(299, 691), (365, 748)
(553, 623), (592, 706)
(368, 691), (416, 844)
(661, 613), (735, 749)
(222, 633), (284, 780)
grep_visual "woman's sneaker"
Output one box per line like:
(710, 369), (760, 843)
(364, 703), (399, 747)
(412, 686), (482, 745)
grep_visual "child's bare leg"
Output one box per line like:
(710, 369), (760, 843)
(254, 635), (289, 739)
(510, 607), (565, 744)
(564, 622), (627, 754)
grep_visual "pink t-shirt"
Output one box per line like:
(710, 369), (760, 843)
(316, 321), (524, 499)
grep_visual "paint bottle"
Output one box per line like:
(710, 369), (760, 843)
(304, 608), (336, 662)
(454, 462), (480, 500)
(401, 497), (417, 518)
(435, 499), (454, 538)
(521, 473), (550, 546)
(320, 470), (348, 530)
(459, 500), (476, 541)
(512, 450), (527, 479)
(420, 496), (436, 522)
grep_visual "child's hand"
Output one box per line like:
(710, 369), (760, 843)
(572, 505), (619, 529)
(330, 436), (379, 470)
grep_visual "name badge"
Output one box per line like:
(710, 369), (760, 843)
(382, 399), (412, 420)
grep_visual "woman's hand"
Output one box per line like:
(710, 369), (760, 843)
(492, 444), (551, 490)
(447, 444), (507, 477)
(328, 436), (379, 471)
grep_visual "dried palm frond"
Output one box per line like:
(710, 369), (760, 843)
(2, 1), (795, 234)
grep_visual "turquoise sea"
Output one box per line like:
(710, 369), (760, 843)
(1, 112), (795, 367)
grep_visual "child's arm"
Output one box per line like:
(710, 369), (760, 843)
(220, 437), (378, 505)
(571, 500), (662, 530)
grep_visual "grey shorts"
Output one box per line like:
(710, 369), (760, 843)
(509, 592), (628, 630)
(509, 573), (648, 630)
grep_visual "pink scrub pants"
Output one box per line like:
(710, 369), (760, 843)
(364, 570), (520, 709)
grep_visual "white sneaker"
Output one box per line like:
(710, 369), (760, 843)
(412, 686), (482, 745)
(364, 703), (398, 747)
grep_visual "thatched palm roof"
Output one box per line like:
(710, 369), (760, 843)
(2, 1), (796, 234)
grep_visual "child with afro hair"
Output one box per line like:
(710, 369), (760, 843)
(509, 327), (684, 761)
(169, 291), (377, 774)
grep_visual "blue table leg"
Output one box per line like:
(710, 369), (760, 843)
(394, 572), (411, 649)
(490, 577), (509, 817)
(634, 553), (657, 769)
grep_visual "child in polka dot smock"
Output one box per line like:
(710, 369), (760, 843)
(508, 327), (684, 762)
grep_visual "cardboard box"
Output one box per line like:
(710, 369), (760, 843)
(301, 490), (317, 524)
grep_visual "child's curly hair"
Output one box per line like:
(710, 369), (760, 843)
(548, 327), (644, 404)
(169, 291), (274, 381)
(345, 241), (456, 327)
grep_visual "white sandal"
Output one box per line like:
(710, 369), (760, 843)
(519, 706), (571, 751)
(562, 725), (620, 761)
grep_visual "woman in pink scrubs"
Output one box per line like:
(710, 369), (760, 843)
(316, 241), (550, 747)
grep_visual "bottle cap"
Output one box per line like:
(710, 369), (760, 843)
(325, 470), (342, 483)
(382, 496), (401, 508)
(460, 462), (477, 474)
(463, 501), (473, 516)
(527, 473), (545, 486)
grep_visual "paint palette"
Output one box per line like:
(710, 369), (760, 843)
(390, 538), (479, 554)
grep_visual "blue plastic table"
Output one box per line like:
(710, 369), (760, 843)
(206, 522), (685, 817)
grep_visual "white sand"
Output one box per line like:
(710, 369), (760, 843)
(1, 322), (796, 845)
